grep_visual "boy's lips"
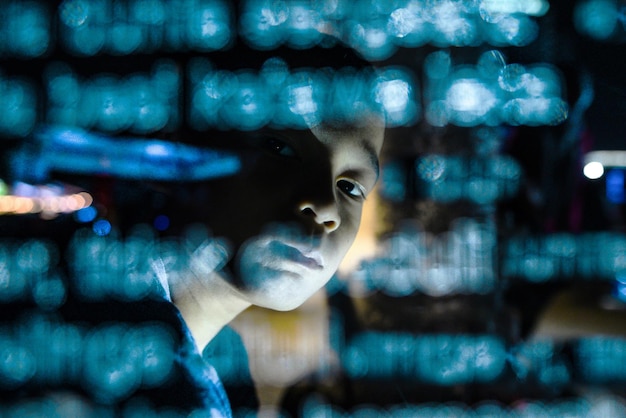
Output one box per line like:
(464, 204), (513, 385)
(269, 240), (324, 270)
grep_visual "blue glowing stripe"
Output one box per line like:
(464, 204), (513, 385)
(11, 126), (241, 182)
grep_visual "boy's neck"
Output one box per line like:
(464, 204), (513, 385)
(170, 270), (251, 352)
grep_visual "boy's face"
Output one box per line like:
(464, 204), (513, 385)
(196, 118), (384, 311)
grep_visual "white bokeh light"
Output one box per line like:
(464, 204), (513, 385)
(583, 161), (605, 179)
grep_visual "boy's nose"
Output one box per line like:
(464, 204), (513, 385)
(299, 200), (341, 233)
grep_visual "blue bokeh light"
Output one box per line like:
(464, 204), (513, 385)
(574, 0), (620, 40)
(1, 1), (51, 58)
(372, 67), (420, 126)
(44, 61), (180, 135)
(415, 154), (521, 204)
(75, 206), (97, 223)
(58, 0), (233, 55)
(606, 169), (625, 204)
(0, 76), (38, 138)
(425, 50), (568, 127)
(239, 0), (288, 50)
(351, 219), (497, 297)
(220, 71), (274, 130)
(186, 0), (233, 51)
(92, 219), (112, 236)
(190, 61), (418, 129)
(503, 232), (626, 281)
(153, 215), (170, 232)
(342, 332), (507, 384)
(379, 161), (407, 202)
(0, 0), (554, 61)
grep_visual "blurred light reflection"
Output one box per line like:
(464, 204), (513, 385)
(503, 232), (626, 281)
(574, 0), (620, 40)
(425, 50), (568, 127)
(58, 0), (233, 55)
(342, 331), (507, 383)
(0, 1), (51, 58)
(414, 154), (522, 204)
(190, 60), (417, 129)
(0, 183), (92, 218)
(0, 314), (177, 405)
(44, 61), (180, 134)
(350, 219), (496, 297)
(0, 0), (554, 60)
(0, 75), (38, 138)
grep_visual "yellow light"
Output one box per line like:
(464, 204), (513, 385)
(66, 194), (84, 211)
(79, 192), (93, 207)
(14, 197), (34, 214)
(0, 187), (93, 217)
(0, 196), (14, 213)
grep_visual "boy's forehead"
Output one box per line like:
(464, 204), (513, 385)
(311, 121), (384, 178)
(311, 118), (385, 154)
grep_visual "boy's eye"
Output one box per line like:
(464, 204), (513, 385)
(262, 137), (298, 158)
(337, 179), (366, 200)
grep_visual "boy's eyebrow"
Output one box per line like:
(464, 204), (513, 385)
(361, 140), (380, 180)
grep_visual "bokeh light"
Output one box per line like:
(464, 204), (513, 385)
(2, 1), (625, 416)
(44, 61), (180, 134)
(575, 337), (626, 383)
(0, 183), (93, 218)
(503, 232), (626, 281)
(342, 331), (507, 384)
(350, 218), (497, 297)
(190, 60), (417, 129)
(414, 154), (521, 204)
(92, 219), (112, 236)
(153, 214), (170, 231)
(0, 0), (553, 61)
(574, 0), (620, 40)
(58, 0), (233, 55)
(372, 67), (420, 126)
(425, 50), (568, 127)
(606, 169), (626, 203)
(237, 0), (549, 59)
(0, 314), (177, 408)
(0, 1), (51, 58)
(260, 393), (626, 418)
(583, 161), (605, 179)
(0, 76), (38, 138)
